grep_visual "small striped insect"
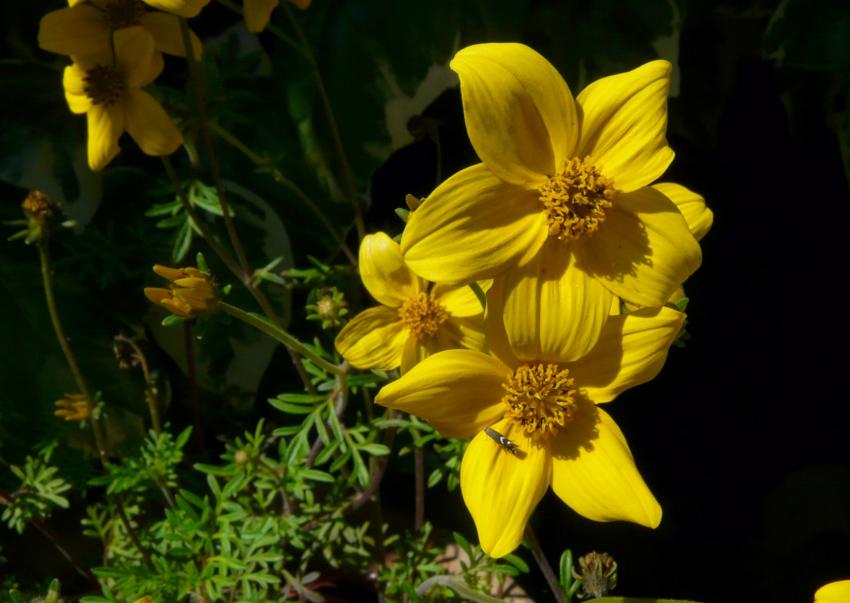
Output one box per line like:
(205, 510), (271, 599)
(483, 426), (521, 456)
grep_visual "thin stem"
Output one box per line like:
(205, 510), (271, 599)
(184, 321), (204, 449)
(37, 238), (152, 566)
(525, 524), (565, 603)
(29, 515), (99, 586)
(413, 447), (424, 533)
(282, 2), (366, 241)
(305, 370), (349, 468)
(219, 302), (342, 376)
(209, 122), (357, 266)
(114, 334), (161, 435)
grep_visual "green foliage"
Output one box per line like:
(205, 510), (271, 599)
(1, 446), (70, 534)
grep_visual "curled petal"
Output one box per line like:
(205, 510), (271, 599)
(575, 186), (701, 308)
(334, 306), (406, 371)
(568, 306), (685, 403)
(451, 43), (578, 185)
(461, 419), (551, 558)
(551, 406), (661, 527)
(375, 349), (509, 439)
(402, 163), (547, 284)
(501, 240), (614, 362)
(577, 60), (674, 192)
(652, 182), (713, 241)
(359, 232), (422, 307)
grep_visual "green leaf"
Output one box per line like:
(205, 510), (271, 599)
(268, 399), (315, 415)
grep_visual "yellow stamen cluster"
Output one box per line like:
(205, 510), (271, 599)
(538, 157), (616, 241)
(398, 293), (448, 340)
(84, 65), (126, 106)
(144, 264), (217, 318)
(54, 394), (91, 422)
(104, 0), (147, 29)
(502, 363), (578, 440)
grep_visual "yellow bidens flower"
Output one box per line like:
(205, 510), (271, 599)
(144, 264), (217, 318)
(62, 27), (182, 171)
(54, 394), (91, 422)
(334, 232), (486, 373)
(376, 289), (685, 558)
(815, 580), (850, 603)
(39, 0), (203, 61)
(402, 43), (702, 359)
(243, 0), (311, 33)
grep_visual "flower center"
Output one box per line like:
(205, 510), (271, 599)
(104, 0), (147, 29)
(502, 363), (578, 440)
(83, 66), (126, 106)
(398, 294), (448, 340)
(537, 157), (616, 241)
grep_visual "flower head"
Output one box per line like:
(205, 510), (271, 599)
(402, 43), (703, 358)
(62, 27), (182, 171)
(334, 232), (486, 373)
(144, 264), (217, 318)
(54, 394), (91, 422)
(376, 281), (685, 557)
(39, 0), (204, 61)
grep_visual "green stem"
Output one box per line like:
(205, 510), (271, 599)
(281, 2), (366, 241)
(219, 302), (342, 376)
(114, 334), (161, 435)
(37, 238), (152, 567)
(209, 122), (357, 266)
(525, 524), (565, 603)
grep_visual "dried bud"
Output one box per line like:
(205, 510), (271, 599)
(113, 334), (140, 369)
(144, 264), (217, 318)
(54, 393), (91, 422)
(22, 191), (56, 224)
(574, 551), (617, 599)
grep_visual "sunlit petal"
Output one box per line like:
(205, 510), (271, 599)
(815, 581), (850, 603)
(334, 306), (406, 371)
(652, 182), (713, 241)
(359, 232), (422, 308)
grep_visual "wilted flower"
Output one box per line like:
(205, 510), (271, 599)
(144, 264), (217, 318)
(54, 394), (91, 422)
(62, 27), (182, 171)
(39, 0), (203, 61)
(243, 0), (311, 33)
(335, 232), (486, 373)
(376, 284), (685, 557)
(574, 551), (617, 599)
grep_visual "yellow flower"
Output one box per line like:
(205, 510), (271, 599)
(144, 264), (217, 318)
(62, 27), (182, 171)
(815, 580), (850, 603)
(243, 0), (311, 33)
(402, 43), (702, 360)
(815, 581), (850, 603)
(334, 232), (486, 373)
(54, 394), (91, 422)
(39, 0), (203, 60)
(375, 287), (685, 557)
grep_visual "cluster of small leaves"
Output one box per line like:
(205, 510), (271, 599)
(0, 446), (70, 534)
(381, 414), (465, 492)
(6, 578), (62, 603)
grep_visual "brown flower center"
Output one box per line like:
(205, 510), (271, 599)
(104, 0), (147, 29)
(83, 65), (126, 106)
(537, 157), (616, 241)
(502, 363), (578, 440)
(398, 294), (448, 340)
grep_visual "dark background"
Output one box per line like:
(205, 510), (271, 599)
(2, 0), (850, 601)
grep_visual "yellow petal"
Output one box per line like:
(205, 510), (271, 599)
(87, 104), (124, 171)
(359, 232), (422, 308)
(114, 27), (161, 88)
(815, 580), (850, 603)
(140, 12), (203, 58)
(568, 306), (685, 403)
(400, 336), (429, 374)
(124, 89), (182, 157)
(652, 182), (713, 242)
(500, 239), (613, 362)
(63, 65), (91, 114)
(144, 287), (171, 304)
(577, 60), (674, 193)
(334, 306), (406, 371)
(141, 0), (210, 18)
(461, 418), (550, 558)
(152, 264), (185, 281)
(374, 349), (509, 439)
(38, 5), (110, 57)
(482, 276), (520, 369)
(550, 406), (661, 527)
(575, 186), (701, 307)
(436, 316), (487, 354)
(432, 283), (484, 318)
(451, 43), (578, 186)
(244, 0), (279, 32)
(402, 163), (547, 284)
